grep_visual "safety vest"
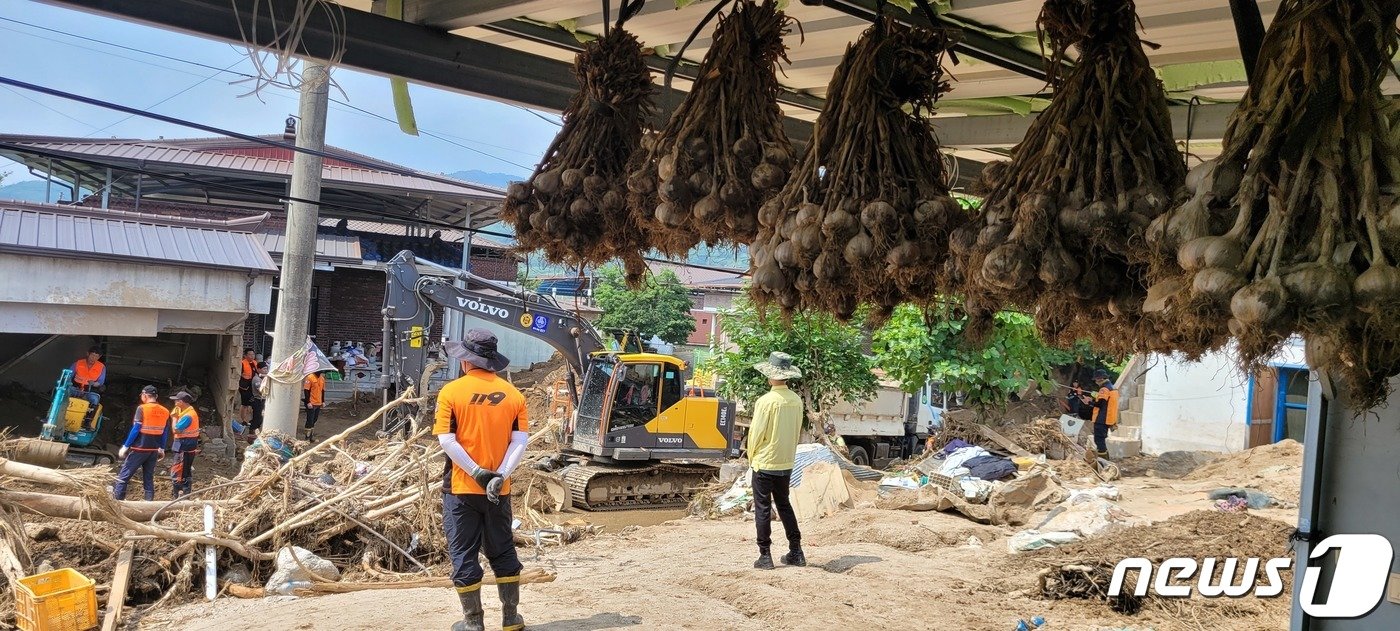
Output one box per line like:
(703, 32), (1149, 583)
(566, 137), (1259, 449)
(137, 403), (170, 434)
(72, 360), (104, 387)
(173, 406), (200, 439)
(241, 358), (256, 380)
(1098, 385), (1120, 426)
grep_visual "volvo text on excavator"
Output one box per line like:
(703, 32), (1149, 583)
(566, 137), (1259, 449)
(379, 251), (740, 510)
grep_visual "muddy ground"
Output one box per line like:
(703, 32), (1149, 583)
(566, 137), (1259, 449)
(140, 456), (1299, 631)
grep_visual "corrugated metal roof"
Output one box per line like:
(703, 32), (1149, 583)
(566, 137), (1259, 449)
(320, 219), (514, 250)
(256, 230), (363, 264)
(0, 137), (501, 198)
(0, 201), (278, 273)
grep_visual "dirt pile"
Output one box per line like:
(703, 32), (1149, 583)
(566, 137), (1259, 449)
(511, 353), (567, 390)
(1009, 510), (1294, 625)
(1184, 439), (1304, 502)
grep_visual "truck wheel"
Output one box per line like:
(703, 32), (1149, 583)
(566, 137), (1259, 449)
(848, 445), (869, 467)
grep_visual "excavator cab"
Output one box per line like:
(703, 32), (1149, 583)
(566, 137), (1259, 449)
(567, 353), (738, 461)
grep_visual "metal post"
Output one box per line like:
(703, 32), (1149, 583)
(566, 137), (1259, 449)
(264, 63), (330, 436)
(1290, 372), (1330, 631)
(446, 210), (472, 379)
(101, 167), (111, 209)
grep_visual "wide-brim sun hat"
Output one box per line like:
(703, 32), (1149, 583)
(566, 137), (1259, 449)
(754, 351), (802, 381)
(445, 328), (511, 372)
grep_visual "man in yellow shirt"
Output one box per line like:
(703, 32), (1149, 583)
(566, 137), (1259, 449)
(434, 329), (529, 631)
(746, 352), (806, 570)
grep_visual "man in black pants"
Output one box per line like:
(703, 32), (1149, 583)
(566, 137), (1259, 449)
(747, 352), (807, 570)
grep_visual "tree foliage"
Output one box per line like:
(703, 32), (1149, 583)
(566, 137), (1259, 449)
(593, 267), (697, 343)
(873, 304), (1066, 408)
(705, 295), (877, 413)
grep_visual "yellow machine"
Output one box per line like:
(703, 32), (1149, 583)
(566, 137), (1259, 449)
(382, 251), (740, 510)
(13, 369), (115, 468)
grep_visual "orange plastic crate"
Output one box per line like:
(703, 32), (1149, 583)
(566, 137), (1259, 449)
(13, 568), (98, 631)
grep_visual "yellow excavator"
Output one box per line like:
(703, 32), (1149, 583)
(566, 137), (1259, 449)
(380, 251), (740, 510)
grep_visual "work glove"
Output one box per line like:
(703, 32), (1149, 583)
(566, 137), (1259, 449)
(118, 446), (128, 459)
(485, 476), (505, 505)
(157, 449), (165, 459)
(470, 467), (502, 504)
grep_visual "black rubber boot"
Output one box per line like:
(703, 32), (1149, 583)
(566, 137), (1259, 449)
(781, 548), (807, 567)
(451, 586), (484, 631)
(498, 581), (525, 631)
(754, 551), (774, 570)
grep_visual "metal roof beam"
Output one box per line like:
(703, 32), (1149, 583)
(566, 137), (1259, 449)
(406, 0), (563, 30)
(936, 101), (1237, 149)
(806, 0), (1051, 82)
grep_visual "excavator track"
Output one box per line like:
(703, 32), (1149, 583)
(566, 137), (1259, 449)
(561, 463), (717, 511)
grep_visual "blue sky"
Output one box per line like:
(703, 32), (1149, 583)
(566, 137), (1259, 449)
(0, 1), (559, 183)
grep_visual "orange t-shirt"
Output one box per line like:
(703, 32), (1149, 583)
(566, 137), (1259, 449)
(433, 368), (529, 495)
(303, 373), (326, 407)
(241, 358), (256, 380)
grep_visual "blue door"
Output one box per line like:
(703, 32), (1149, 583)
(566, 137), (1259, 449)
(1274, 366), (1309, 443)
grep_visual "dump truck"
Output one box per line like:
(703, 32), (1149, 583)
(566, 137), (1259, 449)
(825, 381), (941, 468)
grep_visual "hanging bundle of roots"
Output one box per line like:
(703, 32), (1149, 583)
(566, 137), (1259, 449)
(627, 0), (796, 257)
(748, 17), (961, 322)
(1142, 0), (1400, 407)
(950, 0), (1184, 352)
(503, 28), (656, 280)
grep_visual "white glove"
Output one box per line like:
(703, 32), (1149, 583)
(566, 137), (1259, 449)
(117, 446), (128, 459)
(485, 476), (504, 504)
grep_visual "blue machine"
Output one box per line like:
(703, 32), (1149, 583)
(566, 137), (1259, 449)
(24, 369), (115, 467)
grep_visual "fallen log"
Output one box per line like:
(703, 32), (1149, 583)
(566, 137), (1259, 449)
(0, 490), (234, 522)
(222, 568), (556, 598)
(0, 456), (99, 488)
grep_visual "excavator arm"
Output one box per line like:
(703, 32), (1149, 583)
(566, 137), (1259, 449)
(380, 250), (603, 402)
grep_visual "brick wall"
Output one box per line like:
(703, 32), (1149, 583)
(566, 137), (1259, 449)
(243, 267), (448, 354)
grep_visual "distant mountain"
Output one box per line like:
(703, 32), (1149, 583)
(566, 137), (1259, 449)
(0, 180), (59, 204)
(448, 169), (528, 189)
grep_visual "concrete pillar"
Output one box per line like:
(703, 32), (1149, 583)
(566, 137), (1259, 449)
(264, 63), (330, 436)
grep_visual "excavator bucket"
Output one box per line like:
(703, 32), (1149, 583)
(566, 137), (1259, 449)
(9, 438), (70, 468)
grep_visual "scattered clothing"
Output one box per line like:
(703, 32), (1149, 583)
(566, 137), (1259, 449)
(942, 439), (974, 455)
(964, 455), (1018, 481)
(939, 446), (990, 477)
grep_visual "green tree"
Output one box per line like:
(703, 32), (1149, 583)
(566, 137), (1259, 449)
(873, 304), (1063, 408)
(593, 267), (697, 343)
(704, 295), (877, 414)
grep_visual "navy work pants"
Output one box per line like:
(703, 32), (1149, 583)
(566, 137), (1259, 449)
(113, 450), (159, 501)
(1093, 422), (1110, 454)
(171, 439), (199, 498)
(442, 492), (522, 588)
(752, 469), (801, 553)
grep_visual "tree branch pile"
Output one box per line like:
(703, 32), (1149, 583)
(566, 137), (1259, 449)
(748, 16), (963, 322)
(503, 27), (656, 283)
(950, 0), (1184, 352)
(1141, 0), (1400, 406)
(0, 389), (569, 623)
(626, 0), (796, 257)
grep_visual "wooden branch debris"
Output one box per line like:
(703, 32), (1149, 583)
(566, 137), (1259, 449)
(0, 490), (232, 522)
(975, 423), (1033, 458)
(100, 531), (136, 631)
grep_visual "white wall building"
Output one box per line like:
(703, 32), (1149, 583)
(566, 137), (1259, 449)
(1132, 338), (1309, 454)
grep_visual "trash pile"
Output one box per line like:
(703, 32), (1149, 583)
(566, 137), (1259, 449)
(0, 389), (570, 626)
(689, 444), (856, 521)
(1006, 485), (1145, 552)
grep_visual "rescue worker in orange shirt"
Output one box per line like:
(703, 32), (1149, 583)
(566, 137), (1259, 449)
(69, 346), (107, 430)
(238, 348), (256, 428)
(168, 391), (200, 499)
(302, 369), (328, 442)
(113, 385), (168, 501)
(1082, 369), (1119, 458)
(434, 329), (529, 631)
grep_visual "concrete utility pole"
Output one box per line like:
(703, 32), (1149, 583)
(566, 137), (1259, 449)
(265, 63), (330, 435)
